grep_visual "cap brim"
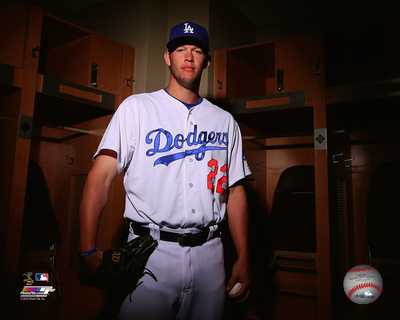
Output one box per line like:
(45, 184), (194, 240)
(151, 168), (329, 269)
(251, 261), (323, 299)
(167, 36), (209, 54)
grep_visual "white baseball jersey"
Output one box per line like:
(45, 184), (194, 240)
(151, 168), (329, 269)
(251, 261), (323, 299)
(95, 89), (251, 229)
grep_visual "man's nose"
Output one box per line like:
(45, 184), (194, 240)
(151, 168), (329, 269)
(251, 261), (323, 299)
(185, 52), (194, 62)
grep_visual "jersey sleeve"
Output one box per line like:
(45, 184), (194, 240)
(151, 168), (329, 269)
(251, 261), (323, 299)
(93, 98), (137, 175)
(227, 121), (252, 187)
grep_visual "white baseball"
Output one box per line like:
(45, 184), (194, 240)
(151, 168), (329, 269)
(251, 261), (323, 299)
(343, 264), (383, 304)
(228, 282), (242, 295)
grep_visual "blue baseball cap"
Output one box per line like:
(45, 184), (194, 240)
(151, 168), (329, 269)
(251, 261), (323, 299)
(167, 22), (209, 54)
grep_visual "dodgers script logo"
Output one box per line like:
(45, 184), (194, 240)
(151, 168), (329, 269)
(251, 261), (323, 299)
(146, 125), (228, 166)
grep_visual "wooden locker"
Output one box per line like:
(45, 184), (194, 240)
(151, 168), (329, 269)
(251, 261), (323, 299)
(324, 19), (400, 319)
(275, 34), (323, 94)
(40, 14), (123, 96)
(214, 32), (330, 320)
(0, 3), (134, 318)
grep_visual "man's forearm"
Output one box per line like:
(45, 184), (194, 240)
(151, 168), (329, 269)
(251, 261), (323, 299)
(226, 183), (249, 260)
(79, 179), (108, 252)
(79, 155), (118, 252)
(225, 182), (251, 301)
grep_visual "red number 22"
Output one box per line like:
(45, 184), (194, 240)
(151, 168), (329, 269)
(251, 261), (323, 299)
(207, 159), (227, 195)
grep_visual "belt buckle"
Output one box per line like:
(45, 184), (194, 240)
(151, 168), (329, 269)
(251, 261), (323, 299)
(178, 232), (204, 247)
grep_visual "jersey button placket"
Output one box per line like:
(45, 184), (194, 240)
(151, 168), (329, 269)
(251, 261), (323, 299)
(188, 157), (196, 214)
(188, 156), (196, 216)
(186, 113), (197, 219)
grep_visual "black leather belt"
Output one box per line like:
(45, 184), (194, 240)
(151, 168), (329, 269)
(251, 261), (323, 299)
(130, 222), (219, 247)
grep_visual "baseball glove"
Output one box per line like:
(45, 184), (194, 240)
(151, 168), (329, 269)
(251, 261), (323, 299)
(78, 234), (158, 295)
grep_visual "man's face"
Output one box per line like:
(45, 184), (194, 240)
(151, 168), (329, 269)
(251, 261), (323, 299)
(165, 45), (210, 90)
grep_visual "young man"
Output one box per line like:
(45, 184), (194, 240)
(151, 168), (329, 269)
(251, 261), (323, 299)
(79, 22), (251, 319)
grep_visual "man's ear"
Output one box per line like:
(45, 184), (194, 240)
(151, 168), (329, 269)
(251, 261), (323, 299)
(203, 55), (211, 69)
(164, 51), (171, 67)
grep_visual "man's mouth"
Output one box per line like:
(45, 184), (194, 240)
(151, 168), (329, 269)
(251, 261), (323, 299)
(182, 66), (195, 72)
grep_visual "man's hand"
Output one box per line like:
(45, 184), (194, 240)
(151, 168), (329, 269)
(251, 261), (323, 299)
(226, 182), (251, 303)
(78, 250), (103, 281)
(226, 257), (250, 302)
(78, 235), (158, 294)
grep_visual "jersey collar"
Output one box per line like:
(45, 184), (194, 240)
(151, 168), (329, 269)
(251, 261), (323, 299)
(163, 88), (203, 110)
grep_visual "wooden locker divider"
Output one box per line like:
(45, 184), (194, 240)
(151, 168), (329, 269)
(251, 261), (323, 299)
(310, 32), (331, 320)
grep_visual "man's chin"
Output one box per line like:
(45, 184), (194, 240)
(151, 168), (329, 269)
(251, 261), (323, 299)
(177, 78), (200, 91)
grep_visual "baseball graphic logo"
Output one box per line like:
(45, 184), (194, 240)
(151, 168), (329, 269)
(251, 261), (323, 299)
(343, 264), (383, 304)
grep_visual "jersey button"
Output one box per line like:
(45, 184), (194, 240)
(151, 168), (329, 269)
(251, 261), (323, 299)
(189, 183), (193, 187)
(192, 209), (196, 214)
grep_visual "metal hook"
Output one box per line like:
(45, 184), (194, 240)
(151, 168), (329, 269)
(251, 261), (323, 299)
(332, 153), (343, 164)
(125, 76), (135, 87)
(31, 45), (40, 58)
(65, 155), (74, 165)
(217, 79), (223, 90)
(344, 158), (355, 168)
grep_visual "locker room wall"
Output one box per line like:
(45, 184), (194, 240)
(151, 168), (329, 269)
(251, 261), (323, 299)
(18, 0), (255, 98)
(75, 0), (255, 98)
(75, 0), (169, 95)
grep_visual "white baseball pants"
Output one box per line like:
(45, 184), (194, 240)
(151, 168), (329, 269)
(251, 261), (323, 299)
(118, 228), (226, 320)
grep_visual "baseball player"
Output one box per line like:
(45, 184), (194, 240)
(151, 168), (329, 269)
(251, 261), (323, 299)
(79, 21), (251, 319)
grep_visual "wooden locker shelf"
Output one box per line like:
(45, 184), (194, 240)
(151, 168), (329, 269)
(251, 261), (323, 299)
(31, 74), (116, 142)
(326, 77), (400, 105)
(236, 106), (314, 139)
(0, 63), (21, 89)
(232, 90), (307, 114)
(230, 90), (312, 138)
(36, 74), (116, 108)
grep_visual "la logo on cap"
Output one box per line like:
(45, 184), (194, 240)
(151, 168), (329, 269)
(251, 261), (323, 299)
(183, 23), (194, 34)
